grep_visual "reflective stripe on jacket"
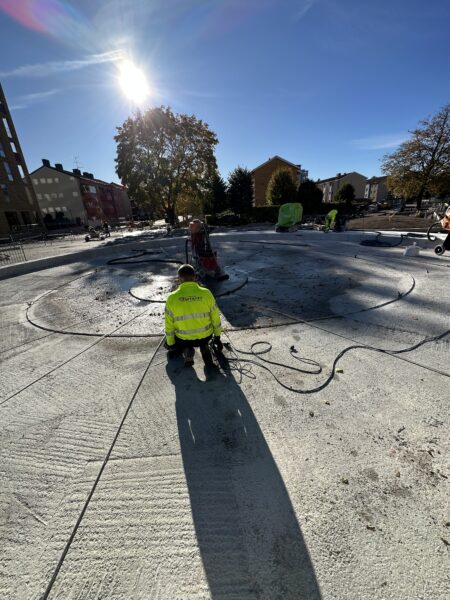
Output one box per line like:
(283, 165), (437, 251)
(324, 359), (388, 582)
(165, 282), (222, 346)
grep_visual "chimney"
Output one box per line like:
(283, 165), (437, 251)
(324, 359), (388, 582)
(72, 168), (81, 176)
(88, 173), (94, 179)
(42, 158), (50, 167)
(55, 163), (63, 171)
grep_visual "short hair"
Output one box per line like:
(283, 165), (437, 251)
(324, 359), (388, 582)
(178, 264), (196, 278)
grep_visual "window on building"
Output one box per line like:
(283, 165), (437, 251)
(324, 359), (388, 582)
(37, 193), (42, 200)
(58, 192), (63, 198)
(0, 142), (5, 157)
(70, 177), (74, 181)
(17, 164), (25, 179)
(5, 211), (20, 228)
(1, 183), (9, 197)
(72, 191), (78, 197)
(4, 162), (14, 181)
(44, 193), (50, 200)
(46, 178), (53, 184)
(40, 178), (46, 184)
(54, 177), (59, 183)
(33, 178), (39, 185)
(51, 193), (57, 198)
(81, 184), (97, 194)
(10, 142), (18, 153)
(2, 117), (12, 138)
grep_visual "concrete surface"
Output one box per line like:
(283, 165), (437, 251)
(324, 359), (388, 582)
(0, 228), (449, 599)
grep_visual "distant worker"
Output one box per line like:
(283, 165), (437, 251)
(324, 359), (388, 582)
(103, 221), (111, 237)
(324, 209), (338, 231)
(164, 264), (223, 367)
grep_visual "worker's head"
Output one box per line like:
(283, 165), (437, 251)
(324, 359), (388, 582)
(178, 263), (196, 283)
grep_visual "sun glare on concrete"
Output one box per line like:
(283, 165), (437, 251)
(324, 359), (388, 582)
(118, 60), (149, 104)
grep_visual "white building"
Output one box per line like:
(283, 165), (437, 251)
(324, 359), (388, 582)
(364, 176), (389, 204)
(316, 172), (367, 202)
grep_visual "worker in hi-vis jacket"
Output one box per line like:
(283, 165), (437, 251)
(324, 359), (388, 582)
(164, 264), (223, 367)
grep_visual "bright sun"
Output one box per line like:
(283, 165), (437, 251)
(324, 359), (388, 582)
(118, 60), (150, 104)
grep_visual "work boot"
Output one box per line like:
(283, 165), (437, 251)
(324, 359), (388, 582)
(183, 347), (195, 367)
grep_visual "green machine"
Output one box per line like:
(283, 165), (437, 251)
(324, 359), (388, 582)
(276, 203), (303, 232)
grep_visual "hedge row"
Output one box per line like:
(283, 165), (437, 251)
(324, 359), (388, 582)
(205, 202), (351, 226)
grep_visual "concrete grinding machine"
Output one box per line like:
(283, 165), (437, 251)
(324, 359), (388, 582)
(185, 220), (229, 281)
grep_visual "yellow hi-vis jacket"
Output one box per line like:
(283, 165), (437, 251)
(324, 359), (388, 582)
(165, 282), (222, 347)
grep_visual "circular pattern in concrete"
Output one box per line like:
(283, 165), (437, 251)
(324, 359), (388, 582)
(26, 242), (414, 337)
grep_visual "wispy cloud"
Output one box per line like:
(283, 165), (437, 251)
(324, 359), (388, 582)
(0, 50), (123, 79)
(10, 89), (62, 110)
(294, 0), (317, 21)
(352, 133), (409, 150)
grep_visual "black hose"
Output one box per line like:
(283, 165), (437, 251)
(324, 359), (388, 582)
(106, 249), (182, 266)
(360, 232), (404, 247)
(427, 221), (443, 242)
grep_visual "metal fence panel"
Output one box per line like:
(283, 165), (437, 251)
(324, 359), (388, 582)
(0, 241), (26, 266)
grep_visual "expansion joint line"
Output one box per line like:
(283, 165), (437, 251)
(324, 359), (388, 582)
(40, 336), (165, 600)
(0, 305), (154, 407)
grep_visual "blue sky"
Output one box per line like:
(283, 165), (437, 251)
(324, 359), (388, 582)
(1, 0), (449, 184)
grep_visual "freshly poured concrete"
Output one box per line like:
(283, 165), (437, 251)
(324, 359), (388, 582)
(0, 229), (449, 599)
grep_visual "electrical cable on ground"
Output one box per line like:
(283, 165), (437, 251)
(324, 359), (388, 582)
(40, 336), (165, 600)
(223, 324), (450, 395)
(248, 304), (450, 380)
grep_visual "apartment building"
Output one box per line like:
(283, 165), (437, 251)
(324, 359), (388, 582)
(30, 160), (132, 226)
(0, 83), (42, 237)
(251, 156), (303, 207)
(316, 172), (367, 203)
(364, 176), (389, 204)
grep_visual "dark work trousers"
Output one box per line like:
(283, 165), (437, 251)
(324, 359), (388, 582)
(170, 335), (213, 365)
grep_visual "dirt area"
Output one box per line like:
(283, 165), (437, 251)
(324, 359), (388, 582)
(347, 213), (435, 231)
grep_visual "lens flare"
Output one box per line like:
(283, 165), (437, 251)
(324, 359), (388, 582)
(118, 60), (150, 104)
(0, 0), (90, 46)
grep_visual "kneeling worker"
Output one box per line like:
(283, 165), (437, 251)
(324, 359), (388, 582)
(165, 264), (223, 367)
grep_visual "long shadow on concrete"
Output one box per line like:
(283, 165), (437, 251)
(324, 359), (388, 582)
(166, 361), (322, 600)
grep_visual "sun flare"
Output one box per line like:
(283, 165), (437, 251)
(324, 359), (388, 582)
(118, 60), (149, 104)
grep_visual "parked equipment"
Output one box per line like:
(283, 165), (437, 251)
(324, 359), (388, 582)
(185, 220), (229, 280)
(84, 227), (105, 242)
(276, 203), (303, 232)
(427, 204), (450, 255)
